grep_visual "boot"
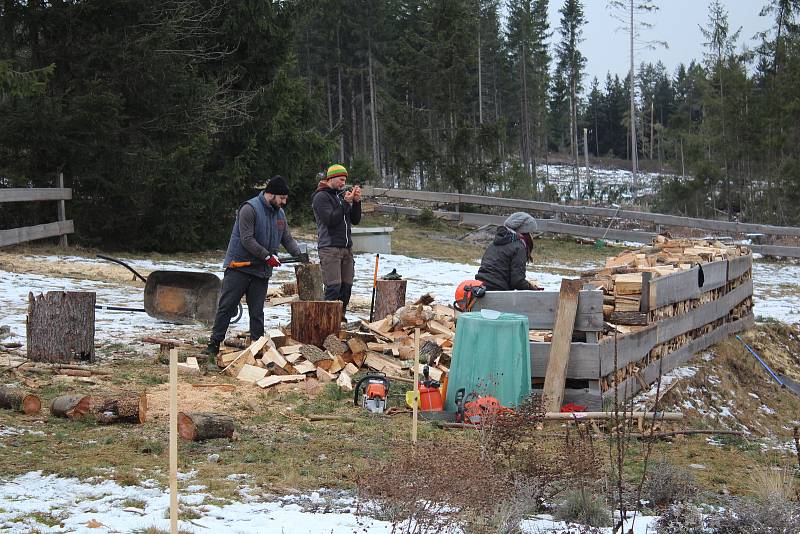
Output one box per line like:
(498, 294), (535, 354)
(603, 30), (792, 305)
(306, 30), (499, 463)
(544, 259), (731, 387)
(201, 342), (220, 372)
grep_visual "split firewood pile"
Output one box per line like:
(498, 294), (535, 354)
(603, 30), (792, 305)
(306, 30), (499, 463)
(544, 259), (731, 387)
(582, 236), (751, 328)
(215, 293), (456, 392)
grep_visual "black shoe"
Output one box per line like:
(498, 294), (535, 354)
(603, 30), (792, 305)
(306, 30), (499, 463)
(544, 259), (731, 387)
(201, 342), (219, 357)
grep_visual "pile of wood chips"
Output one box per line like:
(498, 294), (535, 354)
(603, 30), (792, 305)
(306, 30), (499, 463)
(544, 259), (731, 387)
(216, 293), (455, 391)
(584, 236), (750, 327)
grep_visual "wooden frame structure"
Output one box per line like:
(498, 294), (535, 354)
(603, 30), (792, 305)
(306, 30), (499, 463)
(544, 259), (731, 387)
(472, 256), (754, 409)
(0, 177), (73, 247)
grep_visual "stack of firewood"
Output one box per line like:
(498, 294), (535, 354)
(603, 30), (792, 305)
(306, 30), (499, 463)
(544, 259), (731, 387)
(584, 237), (750, 324)
(216, 293), (456, 391)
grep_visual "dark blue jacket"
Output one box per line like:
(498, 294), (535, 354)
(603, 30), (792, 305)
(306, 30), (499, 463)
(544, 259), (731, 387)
(223, 193), (298, 279)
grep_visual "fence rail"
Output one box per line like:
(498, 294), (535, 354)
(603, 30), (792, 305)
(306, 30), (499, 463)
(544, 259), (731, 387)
(0, 183), (73, 247)
(365, 187), (800, 257)
(363, 186), (800, 237)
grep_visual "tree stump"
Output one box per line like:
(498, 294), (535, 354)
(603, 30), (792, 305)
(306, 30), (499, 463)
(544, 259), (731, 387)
(0, 387), (42, 414)
(27, 291), (95, 363)
(92, 392), (147, 424)
(294, 264), (324, 301)
(178, 412), (235, 441)
(374, 279), (407, 321)
(290, 301), (342, 347)
(51, 394), (92, 419)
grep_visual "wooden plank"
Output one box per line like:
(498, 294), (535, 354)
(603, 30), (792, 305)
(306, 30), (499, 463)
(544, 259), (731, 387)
(542, 279), (583, 411)
(727, 255), (752, 281)
(0, 188), (72, 202)
(647, 266), (702, 310)
(656, 279), (753, 343)
(0, 220), (74, 248)
(749, 244), (800, 258)
(378, 205), (656, 244)
(256, 374), (306, 388)
(364, 186), (800, 237)
(639, 271), (652, 312)
(236, 364), (268, 384)
(603, 313), (755, 406)
(599, 326), (659, 376)
(473, 289), (604, 331)
(530, 342), (600, 379)
(698, 260), (728, 292)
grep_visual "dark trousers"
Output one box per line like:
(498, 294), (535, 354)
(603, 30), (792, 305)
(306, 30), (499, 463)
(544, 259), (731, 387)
(209, 269), (269, 344)
(319, 246), (355, 314)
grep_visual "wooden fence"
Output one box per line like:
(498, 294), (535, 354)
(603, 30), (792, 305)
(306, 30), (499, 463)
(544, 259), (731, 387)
(472, 257), (754, 409)
(0, 177), (73, 247)
(364, 186), (800, 257)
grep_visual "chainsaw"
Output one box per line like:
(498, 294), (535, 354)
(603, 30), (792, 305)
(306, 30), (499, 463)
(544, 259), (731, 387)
(354, 374), (390, 414)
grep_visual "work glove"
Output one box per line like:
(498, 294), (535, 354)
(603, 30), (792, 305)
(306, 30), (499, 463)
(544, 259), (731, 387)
(266, 255), (281, 268)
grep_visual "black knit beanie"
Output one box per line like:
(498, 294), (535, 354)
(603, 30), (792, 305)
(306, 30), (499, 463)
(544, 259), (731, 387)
(264, 175), (289, 195)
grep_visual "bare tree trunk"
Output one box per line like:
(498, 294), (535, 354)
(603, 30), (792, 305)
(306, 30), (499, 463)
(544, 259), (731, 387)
(368, 35), (380, 175)
(337, 26), (344, 163)
(629, 0), (638, 197)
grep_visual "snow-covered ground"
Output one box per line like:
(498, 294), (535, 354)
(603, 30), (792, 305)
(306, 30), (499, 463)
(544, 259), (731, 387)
(0, 245), (585, 350)
(0, 470), (660, 534)
(1, 246), (796, 350)
(1, 247), (797, 532)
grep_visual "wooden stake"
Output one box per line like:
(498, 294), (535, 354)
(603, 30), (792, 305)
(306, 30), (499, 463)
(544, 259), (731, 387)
(412, 327), (419, 445)
(169, 348), (178, 534)
(543, 279), (582, 412)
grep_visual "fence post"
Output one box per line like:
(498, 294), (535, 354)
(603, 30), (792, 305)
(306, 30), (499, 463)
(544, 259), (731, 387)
(57, 172), (68, 248)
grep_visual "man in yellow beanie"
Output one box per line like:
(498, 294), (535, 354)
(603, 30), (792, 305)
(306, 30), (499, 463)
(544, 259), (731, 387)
(312, 164), (362, 315)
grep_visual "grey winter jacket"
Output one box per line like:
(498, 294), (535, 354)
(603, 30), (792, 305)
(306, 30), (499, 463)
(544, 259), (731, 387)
(475, 226), (535, 291)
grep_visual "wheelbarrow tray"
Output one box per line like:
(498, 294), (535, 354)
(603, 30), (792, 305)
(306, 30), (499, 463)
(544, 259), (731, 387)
(143, 270), (221, 326)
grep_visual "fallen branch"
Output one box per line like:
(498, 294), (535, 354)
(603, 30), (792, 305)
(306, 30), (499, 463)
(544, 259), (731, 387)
(629, 429), (745, 440)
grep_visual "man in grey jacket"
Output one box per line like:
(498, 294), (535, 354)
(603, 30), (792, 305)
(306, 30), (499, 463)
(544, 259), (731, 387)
(201, 176), (303, 369)
(312, 164), (362, 315)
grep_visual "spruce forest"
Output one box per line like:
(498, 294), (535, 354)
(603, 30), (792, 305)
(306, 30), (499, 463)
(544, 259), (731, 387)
(1, 0), (799, 250)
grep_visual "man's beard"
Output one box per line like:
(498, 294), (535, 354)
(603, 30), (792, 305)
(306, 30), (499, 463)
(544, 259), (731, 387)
(269, 198), (285, 209)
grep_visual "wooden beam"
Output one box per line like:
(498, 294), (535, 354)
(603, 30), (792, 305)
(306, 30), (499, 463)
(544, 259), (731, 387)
(749, 244), (800, 258)
(542, 279), (583, 411)
(364, 186), (800, 237)
(727, 255), (752, 281)
(0, 188), (72, 202)
(530, 341), (601, 379)
(473, 289), (604, 331)
(0, 220), (74, 248)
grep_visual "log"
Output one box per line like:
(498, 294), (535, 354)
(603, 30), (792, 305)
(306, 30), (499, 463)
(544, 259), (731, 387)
(92, 392), (147, 424)
(50, 394), (92, 419)
(290, 301), (342, 347)
(27, 291), (95, 363)
(224, 337), (248, 349)
(177, 412), (235, 441)
(323, 334), (349, 356)
(294, 264), (324, 301)
(0, 387), (41, 414)
(374, 279), (407, 321)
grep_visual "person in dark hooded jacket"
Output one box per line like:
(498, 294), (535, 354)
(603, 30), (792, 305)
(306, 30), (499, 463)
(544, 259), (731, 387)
(312, 164), (362, 314)
(475, 212), (538, 291)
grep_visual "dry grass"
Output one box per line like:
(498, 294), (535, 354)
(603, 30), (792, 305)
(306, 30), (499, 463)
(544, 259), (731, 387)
(748, 465), (797, 502)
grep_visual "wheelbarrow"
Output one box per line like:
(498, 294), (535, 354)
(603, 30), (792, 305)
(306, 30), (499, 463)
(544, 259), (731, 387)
(95, 246), (310, 326)
(96, 255), (224, 326)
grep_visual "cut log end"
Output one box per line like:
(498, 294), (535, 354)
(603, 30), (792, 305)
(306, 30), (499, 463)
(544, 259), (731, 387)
(51, 394), (92, 419)
(22, 394), (42, 415)
(0, 388), (42, 414)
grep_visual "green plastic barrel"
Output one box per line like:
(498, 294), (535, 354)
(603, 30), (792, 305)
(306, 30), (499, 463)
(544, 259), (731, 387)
(444, 311), (531, 410)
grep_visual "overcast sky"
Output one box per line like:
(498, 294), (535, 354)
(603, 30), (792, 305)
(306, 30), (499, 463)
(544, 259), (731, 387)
(544, 0), (770, 85)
